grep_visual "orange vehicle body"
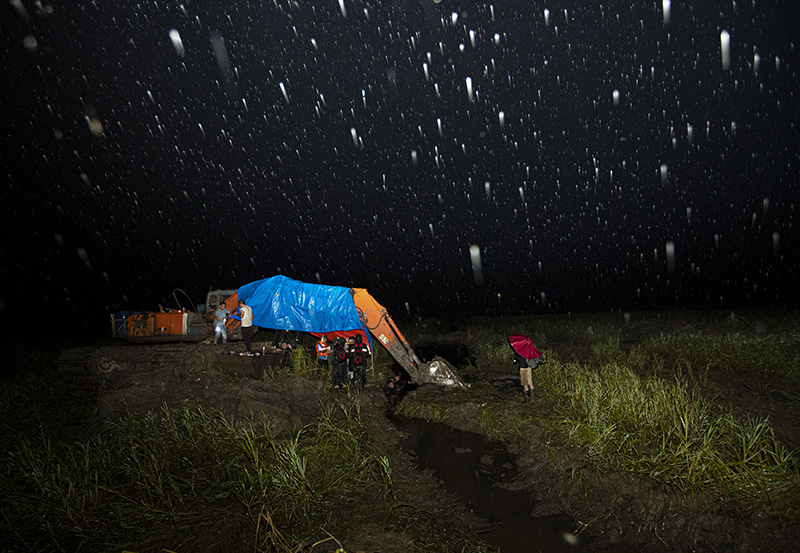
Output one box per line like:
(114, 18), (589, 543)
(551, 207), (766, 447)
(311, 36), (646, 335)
(126, 311), (191, 338)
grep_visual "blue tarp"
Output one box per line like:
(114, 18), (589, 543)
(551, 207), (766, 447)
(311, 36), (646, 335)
(237, 275), (372, 348)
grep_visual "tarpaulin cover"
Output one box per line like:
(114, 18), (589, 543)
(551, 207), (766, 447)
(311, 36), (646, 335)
(509, 333), (541, 360)
(237, 275), (372, 348)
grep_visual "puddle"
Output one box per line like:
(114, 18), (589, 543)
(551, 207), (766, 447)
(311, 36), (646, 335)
(392, 416), (636, 553)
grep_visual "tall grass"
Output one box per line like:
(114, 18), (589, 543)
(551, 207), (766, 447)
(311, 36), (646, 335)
(0, 398), (386, 552)
(438, 310), (800, 519)
(641, 332), (800, 382)
(534, 359), (800, 517)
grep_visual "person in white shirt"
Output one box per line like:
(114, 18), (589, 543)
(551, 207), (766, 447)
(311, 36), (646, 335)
(236, 300), (255, 354)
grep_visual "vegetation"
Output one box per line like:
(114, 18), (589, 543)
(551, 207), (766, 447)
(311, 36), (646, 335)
(0, 397), (378, 552)
(538, 360), (798, 517)
(0, 340), (485, 552)
(464, 308), (800, 520)
(3, 307), (799, 550)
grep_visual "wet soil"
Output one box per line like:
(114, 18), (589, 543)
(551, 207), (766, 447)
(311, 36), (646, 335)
(393, 416), (638, 553)
(51, 314), (800, 552)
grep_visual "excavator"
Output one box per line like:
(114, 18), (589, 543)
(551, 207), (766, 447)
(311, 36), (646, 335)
(108, 277), (464, 389)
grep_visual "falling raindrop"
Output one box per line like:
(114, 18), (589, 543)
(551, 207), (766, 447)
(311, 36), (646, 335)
(337, 0), (347, 18)
(469, 245), (484, 285)
(665, 241), (676, 274)
(77, 247), (91, 269)
(465, 76), (474, 103)
(662, 0), (671, 25)
(23, 34), (38, 53)
(612, 89), (620, 106)
(279, 82), (290, 104)
(498, 111), (505, 127)
(544, 8), (550, 27)
(484, 181), (491, 199)
(10, 0), (30, 20)
(350, 127), (359, 148)
(720, 30), (731, 70)
(660, 163), (668, 185)
(168, 29), (185, 56)
(772, 232), (780, 255)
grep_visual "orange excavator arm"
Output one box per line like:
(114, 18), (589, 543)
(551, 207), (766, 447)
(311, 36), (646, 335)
(351, 288), (420, 372)
(351, 288), (464, 388)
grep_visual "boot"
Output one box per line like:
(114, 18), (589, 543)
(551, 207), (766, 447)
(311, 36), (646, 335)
(524, 390), (532, 403)
(521, 389), (529, 403)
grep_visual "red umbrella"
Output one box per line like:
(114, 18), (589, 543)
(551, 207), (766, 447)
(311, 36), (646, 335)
(509, 333), (541, 360)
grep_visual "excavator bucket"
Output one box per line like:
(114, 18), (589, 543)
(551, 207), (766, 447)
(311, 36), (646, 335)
(351, 288), (465, 388)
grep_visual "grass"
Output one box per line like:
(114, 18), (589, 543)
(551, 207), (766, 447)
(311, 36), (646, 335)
(536, 359), (799, 517)
(1, 400), (386, 552)
(454, 308), (800, 520)
(0, 345), (488, 553)
(4, 307), (799, 548)
(394, 401), (445, 422)
(640, 332), (800, 382)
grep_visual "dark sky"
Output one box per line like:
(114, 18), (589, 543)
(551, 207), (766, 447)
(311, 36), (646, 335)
(2, 0), (799, 333)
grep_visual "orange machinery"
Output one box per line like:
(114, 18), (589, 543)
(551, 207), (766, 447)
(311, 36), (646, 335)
(351, 288), (463, 387)
(224, 287), (463, 387)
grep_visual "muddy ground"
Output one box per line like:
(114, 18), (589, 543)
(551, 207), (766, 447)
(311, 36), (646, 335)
(56, 316), (800, 553)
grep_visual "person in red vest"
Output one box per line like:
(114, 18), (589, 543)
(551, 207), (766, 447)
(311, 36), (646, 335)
(349, 334), (370, 390)
(316, 335), (330, 372)
(331, 338), (348, 388)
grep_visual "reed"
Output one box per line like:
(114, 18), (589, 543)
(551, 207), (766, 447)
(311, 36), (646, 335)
(641, 331), (800, 382)
(533, 358), (800, 517)
(393, 401), (445, 422)
(0, 391), (388, 552)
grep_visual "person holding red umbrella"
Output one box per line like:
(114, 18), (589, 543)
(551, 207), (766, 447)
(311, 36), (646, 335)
(509, 334), (547, 403)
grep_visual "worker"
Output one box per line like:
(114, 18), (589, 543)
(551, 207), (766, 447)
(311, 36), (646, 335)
(272, 329), (292, 348)
(384, 374), (408, 411)
(331, 337), (348, 388)
(279, 340), (294, 367)
(513, 349), (546, 403)
(230, 300), (255, 354)
(349, 334), (369, 390)
(316, 335), (330, 373)
(212, 302), (229, 345)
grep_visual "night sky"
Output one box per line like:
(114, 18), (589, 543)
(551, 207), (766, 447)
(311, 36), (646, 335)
(2, 0), (799, 334)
